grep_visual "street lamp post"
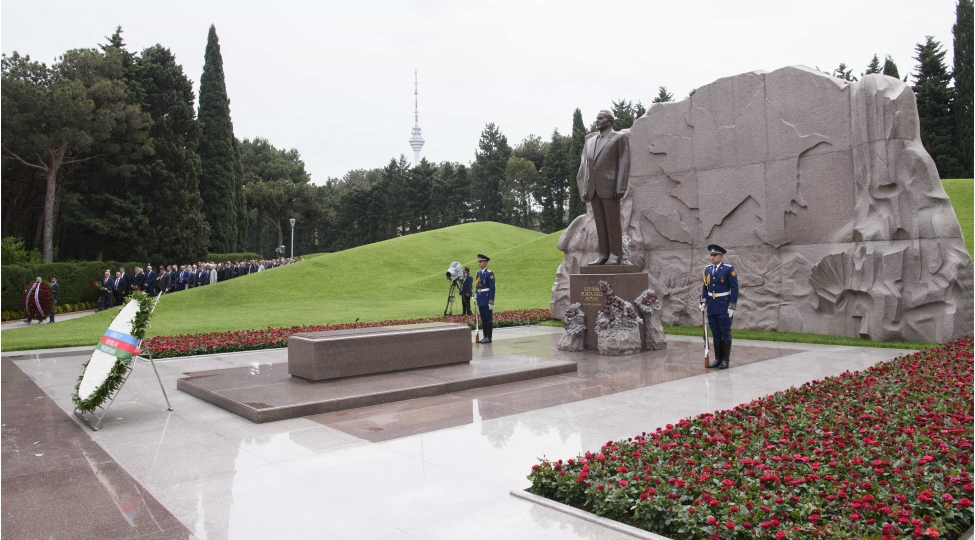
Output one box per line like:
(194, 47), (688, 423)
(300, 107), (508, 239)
(290, 218), (296, 258)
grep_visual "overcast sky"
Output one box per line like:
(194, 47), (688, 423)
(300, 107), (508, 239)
(1, 0), (960, 182)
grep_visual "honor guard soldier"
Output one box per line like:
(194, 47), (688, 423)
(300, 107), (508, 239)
(475, 254), (495, 344)
(700, 245), (739, 369)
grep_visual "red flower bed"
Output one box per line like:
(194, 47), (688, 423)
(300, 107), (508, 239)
(144, 308), (550, 358)
(528, 338), (974, 539)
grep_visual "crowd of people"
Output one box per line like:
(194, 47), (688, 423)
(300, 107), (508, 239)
(96, 257), (300, 311)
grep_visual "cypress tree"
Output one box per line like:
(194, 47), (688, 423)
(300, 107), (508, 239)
(132, 44), (210, 262)
(954, 0), (973, 177)
(883, 55), (901, 79)
(913, 36), (961, 178)
(568, 109), (587, 220)
(197, 24), (243, 252)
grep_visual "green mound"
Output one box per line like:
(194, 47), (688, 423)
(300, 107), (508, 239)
(943, 179), (973, 256)
(1, 223), (564, 351)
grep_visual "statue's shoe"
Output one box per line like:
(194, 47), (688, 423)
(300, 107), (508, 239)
(588, 257), (608, 265)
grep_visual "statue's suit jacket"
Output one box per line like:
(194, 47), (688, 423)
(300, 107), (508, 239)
(577, 130), (630, 201)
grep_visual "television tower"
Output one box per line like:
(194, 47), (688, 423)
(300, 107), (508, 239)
(409, 70), (425, 165)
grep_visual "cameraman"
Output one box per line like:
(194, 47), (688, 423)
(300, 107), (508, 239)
(460, 267), (473, 315)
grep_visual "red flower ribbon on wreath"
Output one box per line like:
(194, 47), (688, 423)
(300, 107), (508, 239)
(22, 281), (53, 320)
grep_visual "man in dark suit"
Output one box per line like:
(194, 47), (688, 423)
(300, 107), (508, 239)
(112, 271), (125, 306)
(98, 270), (114, 311)
(577, 109), (630, 265)
(48, 276), (60, 323)
(131, 267), (146, 292)
(145, 265), (158, 296)
(460, 267), (473, 315)
(160, 266), (173, 294)
(119, 267), (132, 297)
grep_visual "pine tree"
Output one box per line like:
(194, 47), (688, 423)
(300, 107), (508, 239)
(469, 123), (511, 222)
(132, 44), (210, 262)
(652, 86), (674, 103)
(832, 63), (858, 82)
(913, 36), (961, 178)
(568, 108), (587, 220)
(864, 54), (882, 75)
(883, 55), (901, 79)
(954, 0), (974, 177)
(197, 25), (244, 252)
(538, 129), (572, 233)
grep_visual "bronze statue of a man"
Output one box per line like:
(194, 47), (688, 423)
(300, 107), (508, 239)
(577, 109), (630, 265)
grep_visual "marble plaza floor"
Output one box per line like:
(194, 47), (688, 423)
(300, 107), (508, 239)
(2, 327), (914, 540)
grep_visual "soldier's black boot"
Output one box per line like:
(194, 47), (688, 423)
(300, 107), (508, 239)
(482, 323), (492, 344)
(718, 341), (730, 369)
(707, 338), (722, 368)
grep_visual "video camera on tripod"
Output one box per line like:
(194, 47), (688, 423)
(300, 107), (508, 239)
(443, 262), (463, 316)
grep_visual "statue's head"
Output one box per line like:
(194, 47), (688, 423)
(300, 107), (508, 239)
(596, 110), (614, 130)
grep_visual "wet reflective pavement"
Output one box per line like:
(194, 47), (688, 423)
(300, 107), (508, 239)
(3, 327), (913, 540)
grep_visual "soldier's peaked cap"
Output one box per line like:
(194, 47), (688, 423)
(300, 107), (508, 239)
(477, 254), (490, 262)
(707, 245), (727, 255)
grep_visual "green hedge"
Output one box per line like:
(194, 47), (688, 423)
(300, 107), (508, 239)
(206, 252), (262, 262)
(1, 261), (141, 311)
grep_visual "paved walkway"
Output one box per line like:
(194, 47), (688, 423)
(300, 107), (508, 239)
(2, 328), (913, 540)
(1, 308), (97, 329)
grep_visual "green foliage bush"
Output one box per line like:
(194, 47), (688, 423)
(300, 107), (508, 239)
(1, 261), (140, 311)
(1, 237), (43, 264)
(206, 252), (262, 262)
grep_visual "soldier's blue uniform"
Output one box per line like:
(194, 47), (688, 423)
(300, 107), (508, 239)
(701, 244), (739, 369)
(475, 254), (496, 344)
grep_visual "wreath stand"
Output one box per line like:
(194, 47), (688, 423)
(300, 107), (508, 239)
(74, 343), (172, 431)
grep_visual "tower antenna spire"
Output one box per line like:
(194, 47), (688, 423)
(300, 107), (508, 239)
(409, 69), (425, 165)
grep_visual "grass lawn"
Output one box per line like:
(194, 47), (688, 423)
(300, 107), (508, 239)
(943, 178), (973, 256)
(1, 223), (564, 351)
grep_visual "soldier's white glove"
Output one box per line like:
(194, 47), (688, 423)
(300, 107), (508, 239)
(488, 301), (493, 311)
(728, 309), (735, 318)
(699, 300), (706, 312)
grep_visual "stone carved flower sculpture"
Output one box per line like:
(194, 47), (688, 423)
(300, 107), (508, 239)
(558, 302), (586, 352)
(634, 288), (661, 316)
(563, 303), (585, 336)
(595, 281), (642, 356)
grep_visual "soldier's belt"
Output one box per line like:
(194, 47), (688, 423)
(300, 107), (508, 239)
(477, 288), (490, 293)
(709, 291), (730, 298)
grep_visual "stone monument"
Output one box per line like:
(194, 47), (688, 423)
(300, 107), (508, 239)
(635, 288), (667, 350)
(593, 281), (642, 355)
(553, 66), (973, 344)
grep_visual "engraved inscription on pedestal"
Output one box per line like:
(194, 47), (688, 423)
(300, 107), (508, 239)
(569, 271), (650, 351)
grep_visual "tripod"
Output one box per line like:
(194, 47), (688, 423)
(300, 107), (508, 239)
(443, 279), (461, 316)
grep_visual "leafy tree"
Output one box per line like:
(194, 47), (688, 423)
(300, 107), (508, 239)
(568, 108), (587, 220)
(512, 134), (546, 170)
(832, 63), (858, 82)
(502, 156), (539, 228)
(883, 55), (901, 79)
(60, 31), (156, 262)
(133, 44), (210, 262)
(954, 0), (974, 177)
(864, 54), (882, 76)
(470, 123), (511, 222)
(239, 137), (313, 254)
(913, 36), (961, 178)
(1, 46), (148, 262)
(652, 86), (674, 103)
(538, 129), (572, 233)
(609, 99), (643, 130)
(197, 24), (244, 253)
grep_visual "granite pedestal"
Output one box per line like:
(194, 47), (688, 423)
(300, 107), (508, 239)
(288, 322), (471, 381)
(570, 265), (650, 351)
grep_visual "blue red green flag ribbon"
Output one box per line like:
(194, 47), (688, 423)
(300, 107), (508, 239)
(95, 329), (141, 360)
